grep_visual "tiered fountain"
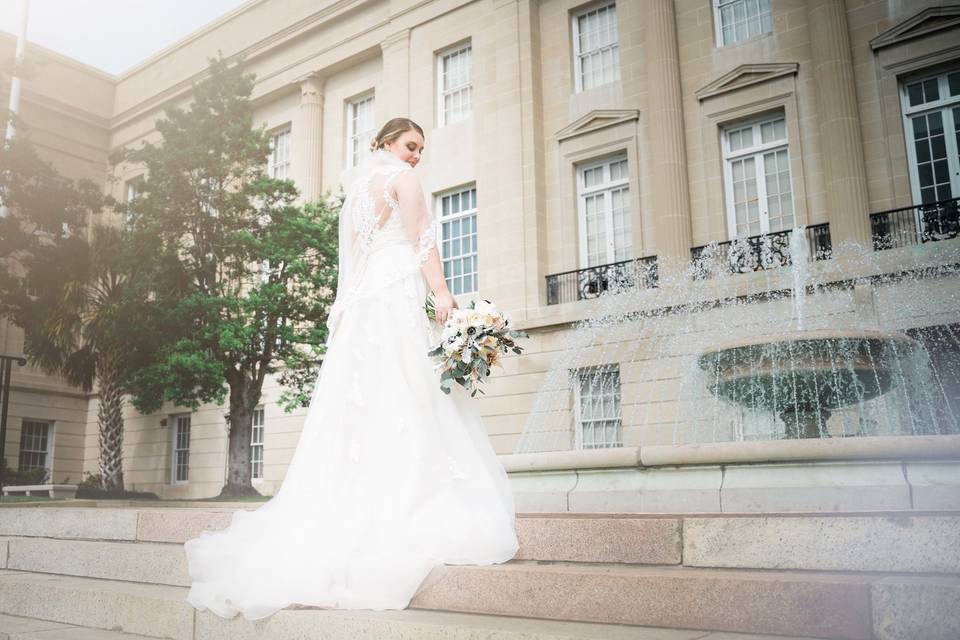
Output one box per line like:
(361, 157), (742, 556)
(506, 228), (960, 514)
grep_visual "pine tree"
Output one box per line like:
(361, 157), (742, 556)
(116, 56), (339, 497)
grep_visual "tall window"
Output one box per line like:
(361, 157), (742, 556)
(123, 177), (142, 233)
(714, 0), (772, 47)
(437, 43), (472, 126)
(438, 186), (478, 295)
(573, 365), (622, 449)
(572, 2), (619, 92)
(901, 69), (960, 204)
(18, 420), (52, 474)
(347, 94), (376, 168)
(269, 129), (292, 180)
(722, 113), (793, 238)
(22, 276), (38, 299)
(251, 406), (265, 480)
(171, 414), (191, 483)
(577, 154), (631, 267)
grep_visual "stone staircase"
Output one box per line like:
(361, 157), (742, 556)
(0, 504), (958, 639)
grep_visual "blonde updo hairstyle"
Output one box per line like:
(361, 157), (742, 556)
(369, 117), (425, 152)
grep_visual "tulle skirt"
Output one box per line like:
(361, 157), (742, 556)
(183, 243), (519, 620)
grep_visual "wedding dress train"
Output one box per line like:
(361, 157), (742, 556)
(183, 152), (519, 620)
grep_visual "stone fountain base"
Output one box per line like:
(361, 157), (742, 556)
(502, 435), (960, 513)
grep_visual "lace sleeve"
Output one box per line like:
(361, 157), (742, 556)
(389, 168), (438, 264)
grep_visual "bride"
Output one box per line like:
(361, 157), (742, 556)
(184, 118), (520, 620)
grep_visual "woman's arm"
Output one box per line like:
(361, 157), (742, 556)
(394, 171), (458, 323)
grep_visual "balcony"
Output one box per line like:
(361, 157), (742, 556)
(545, 256), (658, 306)
(870, 197), (960, 251)
(690, 223), (832, 277)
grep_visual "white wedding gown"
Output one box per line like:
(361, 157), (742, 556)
(183, 153), (519, 620)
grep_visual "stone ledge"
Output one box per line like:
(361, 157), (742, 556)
(0, 507), (139, 540)
(499, 436), (960, 472)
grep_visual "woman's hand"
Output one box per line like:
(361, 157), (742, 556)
(433, 290), (458, 325)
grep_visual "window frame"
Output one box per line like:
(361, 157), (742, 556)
(571, 1), (620, 93)
(268, 127), (292, 181)
(720, 112), (793, 239)
(170, 413), (191, 485)
(572, 365), (623, 450)
(436, 42), (473, 128)
(436, 184), (479, 296)
(251, 405), (265, 481)
(123, 176), (144, 233)
(899, 67), (960, 206)
(346, 92), (376, 169)
(576, 153), (631, 268)
(712, 0), (773, 48)
(18, 419), (53, 477)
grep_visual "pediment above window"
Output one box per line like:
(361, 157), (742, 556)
(556, 109), (639, 142)
(696, 63), (799, 101)
(870, 5), (960, 51)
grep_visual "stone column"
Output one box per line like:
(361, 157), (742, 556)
(645, 0), (693, 274)
(293, 73), (324, 203)
(379, 30), (411, 121)
(808, 0), (871, 248)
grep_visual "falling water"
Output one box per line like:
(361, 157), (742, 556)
(789, 227), (809, 330)
(514, 235), (960, 453)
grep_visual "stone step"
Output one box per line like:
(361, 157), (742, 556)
(0, 570), (825, 640)
(3, 508), (959, 574)
(4, 533), (959, 638)
(410, 562), (960, 640)
(0, 612), (157, 639)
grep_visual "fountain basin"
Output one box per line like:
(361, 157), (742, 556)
(697, 330), (923, 438)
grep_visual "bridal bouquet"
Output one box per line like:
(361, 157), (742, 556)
(425, 296), (528, 397)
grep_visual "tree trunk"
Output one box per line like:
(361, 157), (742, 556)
(219, 373), (263, 497)
(96, 348), (125, 492)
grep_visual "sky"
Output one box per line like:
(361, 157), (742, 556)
(0, 0), (250, 75)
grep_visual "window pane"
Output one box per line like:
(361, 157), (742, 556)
(576, 3), (619, 91)
(949, 72), (960, 97)
(579, 156), (631, 266)
(717, 0), (771, 46)
(440, 187), (478, 294)
(440, 45), (472, 125)
(576, 367), (622, 449)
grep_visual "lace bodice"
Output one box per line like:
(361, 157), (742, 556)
(327, 150), (438, 341)
(354, 166), (415, 252)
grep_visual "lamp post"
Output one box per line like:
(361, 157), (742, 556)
(0, 354), (27, 494)
(1, 0), (30, 218)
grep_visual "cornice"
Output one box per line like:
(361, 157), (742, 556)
(696, 62), (799, 101)
(555, 109), (640, 142)
(870, 5), (960, 51)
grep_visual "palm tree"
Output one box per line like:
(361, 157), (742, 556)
(17, 225), (141, 491)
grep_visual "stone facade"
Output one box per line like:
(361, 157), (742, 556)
(0, 0), (958, 498)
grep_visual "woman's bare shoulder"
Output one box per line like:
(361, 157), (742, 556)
(392, 167), (422, 194)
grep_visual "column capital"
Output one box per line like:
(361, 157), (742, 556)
(380, 29), (410, 52)
(296, 73), (325, 101)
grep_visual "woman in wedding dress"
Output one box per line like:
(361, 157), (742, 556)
(184, 118), (520, 620)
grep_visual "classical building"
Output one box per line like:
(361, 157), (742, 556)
(1, 0), (958, 499)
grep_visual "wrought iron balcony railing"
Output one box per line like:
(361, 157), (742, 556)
(545, 255), (658, 306)
(690, 223), (832, 277)
(870, 197), (960, 251)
